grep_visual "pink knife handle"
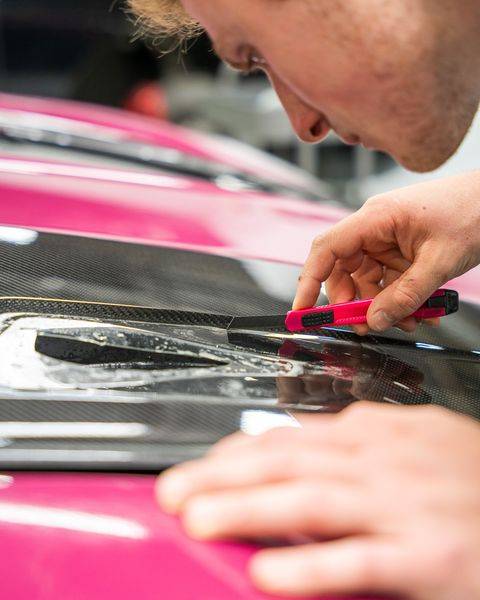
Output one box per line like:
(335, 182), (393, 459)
(285, 289), (457, 332)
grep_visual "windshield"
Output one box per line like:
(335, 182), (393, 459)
(0, 228), (478, 471)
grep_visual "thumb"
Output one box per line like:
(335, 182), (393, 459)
(367, 254), (449, 331)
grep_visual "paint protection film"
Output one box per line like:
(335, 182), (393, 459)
(0, 228), (478, 470)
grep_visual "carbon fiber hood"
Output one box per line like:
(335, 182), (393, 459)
(0, 227), (478, 471)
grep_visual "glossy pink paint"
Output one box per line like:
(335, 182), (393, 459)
(0, 93), (319, 192)
(0, 473), (377, 600)
(0, 156), (347, 265)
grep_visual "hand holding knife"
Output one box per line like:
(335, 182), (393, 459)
(228, 289), (459, 333)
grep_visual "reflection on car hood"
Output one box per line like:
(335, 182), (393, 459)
(0, 229), (478, 470)
(0, 96), (332, 200)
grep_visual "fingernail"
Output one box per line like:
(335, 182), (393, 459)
(292, 293), (304, 310)
(156, 472), (190, 514)
(183, 498), (221, 539)
(369, 310), (394, 332)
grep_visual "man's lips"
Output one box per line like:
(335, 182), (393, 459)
(336, 130), (380, 151)
(313, 116), (377, 150)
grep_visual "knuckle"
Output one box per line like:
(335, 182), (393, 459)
(364, 194), (386, 209)
(280, 452), (309, 477)
(311, 233), (328, 251)
(392, 281), (422, 312)
(417, 404), (448, 422)
(258, 426), (298, 448)
(298, 270), (322, 284)
(292, 481), (325, 509)
(257, 451), (301, 480)
(211, 431), (245, 451)
(341, 400), (377, 422)
(350, 547), (381, 588)
(364, 195), (382, 208)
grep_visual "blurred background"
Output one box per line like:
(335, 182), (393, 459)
(0, 0), (478, 207)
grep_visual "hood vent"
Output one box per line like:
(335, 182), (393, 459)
(35, 334), (228, 371)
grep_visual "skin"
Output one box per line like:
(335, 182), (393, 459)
(295, 172), (480, 334)
(159, 403), (480, 599)
(181, 0), (480, 172)
(139, 0), (480, 597)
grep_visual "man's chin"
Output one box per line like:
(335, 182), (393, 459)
(393, 145), (458, 173)
(391, 119), (474, 173)
(396, 155), (444, 173)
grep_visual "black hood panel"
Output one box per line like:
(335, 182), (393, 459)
(0, 228), (478, 470)
(0, 228), (297, 315)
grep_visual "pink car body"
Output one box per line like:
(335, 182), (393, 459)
(0, 93), (478, 600)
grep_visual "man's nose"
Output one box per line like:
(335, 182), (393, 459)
(270, 74), (330, 144)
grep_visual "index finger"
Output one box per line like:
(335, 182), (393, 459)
(293, 212), (366, 310)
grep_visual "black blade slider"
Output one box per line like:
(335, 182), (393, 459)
(425, 290), (459, 315)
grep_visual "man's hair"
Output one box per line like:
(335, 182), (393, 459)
(127, 0), (201, 39)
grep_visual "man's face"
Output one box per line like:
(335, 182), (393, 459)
(182, 0), (479, 172)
